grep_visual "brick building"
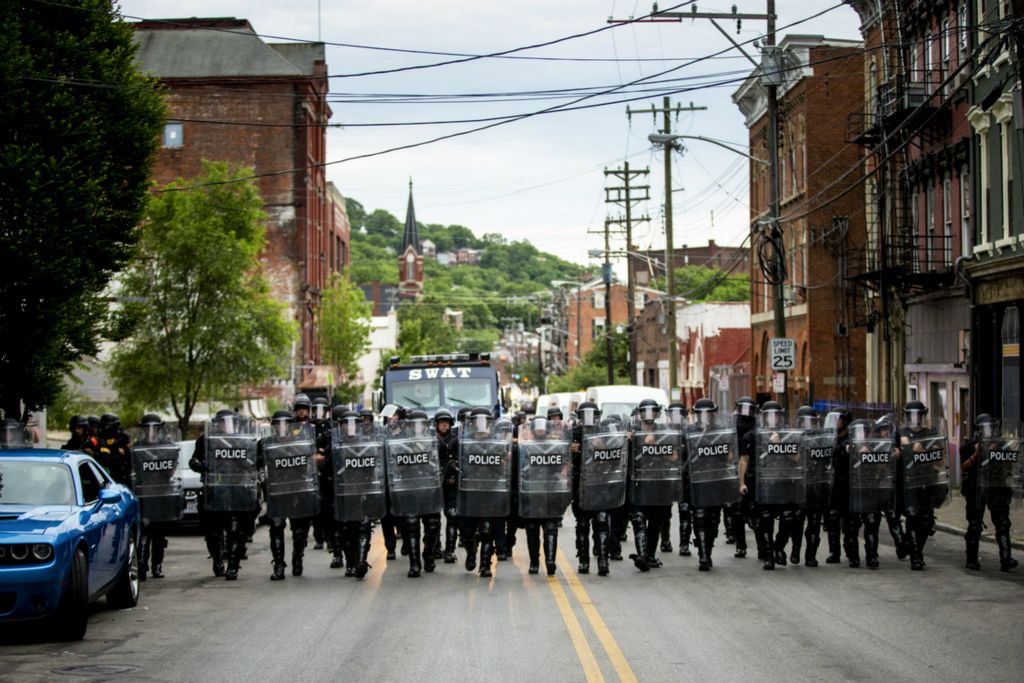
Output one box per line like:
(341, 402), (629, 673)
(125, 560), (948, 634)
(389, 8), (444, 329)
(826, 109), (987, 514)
(562, 278), (660, 370)
(635, 301), (751, 405)
(733, 35), (867, 407)
(134, 18), (348, 388)
(628, 240), (750, 288)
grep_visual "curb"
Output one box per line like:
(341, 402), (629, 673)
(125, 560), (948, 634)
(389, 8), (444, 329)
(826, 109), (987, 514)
(934, 522), (1024, 551)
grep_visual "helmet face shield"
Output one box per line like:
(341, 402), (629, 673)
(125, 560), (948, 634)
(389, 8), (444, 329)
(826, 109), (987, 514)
(736, 402), (756, 418)
(311, 404), (329, 421)
(695, 409), (714, 428)
(667, 406), (686, 426)
(272, 418), (290, 438)
(215, 414), (236, 434)
(905, 408), (925, 429)
(473, 414), (489, 434)
(850, 422), (870, 441)
(640, 405), (658, 422)
(979, 419), (998, 439)
(762, 409), (783, 429)
(531, 417), (548, 436)
(143, 423), (163, 443)
(579, 407), (597, 427)
(798, 414), (820, 431)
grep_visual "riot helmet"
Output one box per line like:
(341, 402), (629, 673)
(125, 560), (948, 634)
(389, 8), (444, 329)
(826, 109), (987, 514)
(0, 419), (24, 448)
(69, 415), (89, 434)
(457, 407), (473, 425)
(849, 419), (872, 442)
(87, 415), (100, 436)
(637, 398), (661, 423)
(269, 410), (293, 438)
(795, 405), (819, 431)
(331, 405), (347, 423)
(734, 396), (757, 419)
(824, 409), (852, 433)
(293, 393), (311, 422)
(339, 410), (360, 437)
(99, 412), (120, 436)
(759, 401), (785, 429)
(212, 408), (237, 434)
(546, 406), (564, 423)
(405, 410), (430, 437)
(576, 401), (600, 427)
(666, 401), (687, 427)
(310, 397), (330, 423)
(530, 416), (549, 437)
(874, 414), (895, 437)
(692, 397), (718, 428)
(975, 413), (998, 439)
(139, 413), (165, 443)
(904, 400), (928, 429)
(469, 406), (492, 436)
(434, 409), (454, 435)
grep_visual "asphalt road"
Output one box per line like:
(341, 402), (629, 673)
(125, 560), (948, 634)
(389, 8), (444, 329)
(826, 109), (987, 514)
(3, 517), (1023, 683)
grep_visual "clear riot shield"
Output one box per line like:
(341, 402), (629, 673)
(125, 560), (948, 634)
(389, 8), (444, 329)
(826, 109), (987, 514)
(579, 422), (628, 512)
(203, 421), (259, 512)
(385, 423), (442, 517)
(332, 423), (386, 522)
(899, 418), (950, 513)
(263, 423), (320, 519)
(800, 422), (835, 510)
(131, 426), (183, 523)
(976, 428), (1023, 511)
(755, 425), (805, 506)
(518, 420), (572, 519)
(629, 417), (683, 506)
(0, 422), (33, 449)
(848, 420), (896, 514)
(456, 417), (512, 517)
(686, 414), (740, 508)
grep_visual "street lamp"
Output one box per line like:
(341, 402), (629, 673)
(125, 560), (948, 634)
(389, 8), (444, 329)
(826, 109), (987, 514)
(648, 133), (768, 166)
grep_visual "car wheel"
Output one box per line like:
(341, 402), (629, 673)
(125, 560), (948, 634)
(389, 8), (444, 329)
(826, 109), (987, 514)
(107, 526), (140, 610)
(54, 547), (89, 641)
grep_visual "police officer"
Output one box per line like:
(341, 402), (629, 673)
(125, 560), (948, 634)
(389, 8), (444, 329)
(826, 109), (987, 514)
(261, 410), (318, 581)
(896, 402), (944, 571)
(190, 409), (257, 580)
(459, 407), (512, 578)
(435, 409), (460, 563)
(961, 413), (1018, 572)
(689, 398), (735, 571)
(94, 413), (132, 485)
(666, 401), (695, 558)
(845, 417), (894, 569)
(731, 396), (758, 560)
(627, 398), (675, 571)
(63, 415), (98, 455)
(323, 405), (348, 570)
(381, 405), (406, 560)
(796, 406), (830, 567)
(520, 412), (571, 575)
(824, 409), (855, 565)
(327, 409), (377, 579)
(571, 402), (615, 576)
(135, 413), (179, 581)
(875, 414), (909, 562)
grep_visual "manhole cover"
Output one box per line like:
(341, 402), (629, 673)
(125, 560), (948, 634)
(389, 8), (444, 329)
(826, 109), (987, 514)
(53, 665), (140, 676)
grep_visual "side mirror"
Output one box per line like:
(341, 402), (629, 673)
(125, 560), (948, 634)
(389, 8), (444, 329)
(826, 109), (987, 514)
(373, 389), (383, 413)
(99, 488), (122, 506)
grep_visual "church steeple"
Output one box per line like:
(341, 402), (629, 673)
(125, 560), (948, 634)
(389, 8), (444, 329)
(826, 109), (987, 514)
(400, 178), (419, 254)
(397, 178), (424, 300)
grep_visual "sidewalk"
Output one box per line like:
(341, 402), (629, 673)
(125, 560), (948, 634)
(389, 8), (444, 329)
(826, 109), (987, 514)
(933, 491), (1024, 550)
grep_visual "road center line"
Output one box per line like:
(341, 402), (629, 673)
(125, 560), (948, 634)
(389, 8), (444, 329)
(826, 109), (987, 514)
(556, 550), (639, 683)
(545, 573), (605, 683)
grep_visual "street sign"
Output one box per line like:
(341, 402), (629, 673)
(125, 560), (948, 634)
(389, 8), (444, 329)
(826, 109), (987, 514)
(769, 338), (796, 371)
(772, 372), (785, 393)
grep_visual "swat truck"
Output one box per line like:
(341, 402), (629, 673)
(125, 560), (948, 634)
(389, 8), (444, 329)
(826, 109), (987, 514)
(376, 353), (502, 418)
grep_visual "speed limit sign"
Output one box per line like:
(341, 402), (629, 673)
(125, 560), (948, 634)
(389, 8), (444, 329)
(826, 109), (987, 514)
(770, 338), (796, 371)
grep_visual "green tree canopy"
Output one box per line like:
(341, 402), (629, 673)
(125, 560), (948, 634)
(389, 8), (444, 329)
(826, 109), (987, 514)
(0, 0), (165, 418)
(655, 265), (750, 302)
(318, 271), (372, 403)
(109, 161), (296, 431)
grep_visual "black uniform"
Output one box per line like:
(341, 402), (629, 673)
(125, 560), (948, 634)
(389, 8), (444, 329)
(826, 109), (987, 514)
(438, 425), (460, 563)
(190, 434), (256, 579)
(961, 434), (1019, 572)
(825, 424), (857, 565)
(260, 426), (317, 580)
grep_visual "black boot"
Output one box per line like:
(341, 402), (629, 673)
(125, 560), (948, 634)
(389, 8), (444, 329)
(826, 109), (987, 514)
(679, 506), (692, 557)
(443, 511), (458, 564)
(646, 517), (663, 568)
(907, 527), (923, 570)
(407, 529), (422, 578)
(344, 530), (357, 577)
(788, 514), (803, 565)
(660, 514), (672, 553)
(695, 526), (711, 571)
(887, 512), (908, 560)
(826, 528), (841, 564)
(576, 523), (590, 574)
(544, 524), (559, 576)
(595, 516), (610, 576)
(355, 524), (372, 579)
(151, 536), (166, 579)
(758, 522), (775, 571)
(270, 529), (287, 581)
(630, 514), (650, 572)
(479, 538), (495, 578)
(733, 511), (747, 559)
(527, 527), (541, 574)
(996, 528), (1019, 572)
(965, 520), (982, 570)
(843, 527), (861, 569)
(225, 526), (243, 580)
(804, 516), (820, 568)
(773, 522), (788, 567)
(331, 528), (345, 569)
(465, 533), (478, 572)
(206, 525), (225, 577)
(292, 532), (307, 577)
(865, 528), (879, 569)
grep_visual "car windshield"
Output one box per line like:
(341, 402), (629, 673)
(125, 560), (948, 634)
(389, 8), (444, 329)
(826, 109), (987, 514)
(390, 380), (441, 410)
(601, 403), (637, 422)
(443, 379), (494, 408)
(0, 462), (76, 506)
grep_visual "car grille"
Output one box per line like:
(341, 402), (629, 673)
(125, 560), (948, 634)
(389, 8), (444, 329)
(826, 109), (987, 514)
(0, 592), (15, 614)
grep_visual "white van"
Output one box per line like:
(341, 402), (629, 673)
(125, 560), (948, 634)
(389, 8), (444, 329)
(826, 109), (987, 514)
(585, 385), (670, 422)
(533, 391), (585, 419)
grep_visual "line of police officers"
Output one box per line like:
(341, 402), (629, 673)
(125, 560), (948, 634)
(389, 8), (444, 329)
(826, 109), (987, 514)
(26, 391), (1020, 583)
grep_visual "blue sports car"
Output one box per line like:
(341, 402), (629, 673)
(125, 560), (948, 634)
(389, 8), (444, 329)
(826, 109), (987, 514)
(0, 448), (141, 640)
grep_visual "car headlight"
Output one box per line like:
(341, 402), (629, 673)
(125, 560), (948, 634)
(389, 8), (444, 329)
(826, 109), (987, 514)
(32, 544), (53, 561)
(10, 545), (29, 561)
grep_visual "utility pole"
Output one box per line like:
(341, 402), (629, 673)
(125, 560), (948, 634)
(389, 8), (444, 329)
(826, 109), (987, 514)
(626, 98), (705, 399)
(605, 163), (650, 384)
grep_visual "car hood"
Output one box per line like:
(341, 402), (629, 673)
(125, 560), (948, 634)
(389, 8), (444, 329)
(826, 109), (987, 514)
(0, 505), (75, 535)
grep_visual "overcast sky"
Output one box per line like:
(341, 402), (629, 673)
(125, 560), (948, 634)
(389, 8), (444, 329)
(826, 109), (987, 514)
(118, 1), (864, 269)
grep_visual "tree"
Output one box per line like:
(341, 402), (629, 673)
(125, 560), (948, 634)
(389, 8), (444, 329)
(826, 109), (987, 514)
(318, 271), (372, 403)
(656, 265), (750, 302)
(0, 0), (165, 418)
(396, 299), (457, 358)
(546, 330), (630, 391)
(109, 161), (296, 431)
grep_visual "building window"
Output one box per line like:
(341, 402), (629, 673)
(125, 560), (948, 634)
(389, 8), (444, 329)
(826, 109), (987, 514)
(943, 177), (953, 266)
(800, 226), (808, 289)
(958, 3), (969, 60)
(960, 167), (971, 257)
(593, 290), (605, 309)
(163, 122), (183, 149)
(941, 19), (950, 94)
(909, 39), (919, 82)
(591, 317), (606, 341)
(926, 183), (935, 271)
(790, 145), (798, 195)
(923, 34), (933, 88)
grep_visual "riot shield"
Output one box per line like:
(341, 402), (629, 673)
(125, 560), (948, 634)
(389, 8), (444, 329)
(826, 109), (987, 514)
(456, 417), (512, 517)
(263, 424), (320, 519)
(629, 418), (683, 506)
(385, 427), (442, 517)
(0, 422), (32, 449)
(332, 424), (386, 522)
(131, 426), (183, 523)
(848, 421), (896, 514)
(801, 427), (835, 510)
(518, 421), (572, 519)
(203, 422), (258, 512)
(579, 424), (628, 511)
(899, 419), (949, 514)
(685, 414), (740, 508)
(976, 431), (1023, 511)
(755, 426), (805, 506)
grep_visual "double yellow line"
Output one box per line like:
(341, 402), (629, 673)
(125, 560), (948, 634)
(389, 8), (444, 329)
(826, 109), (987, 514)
(544, 549), (638, 683)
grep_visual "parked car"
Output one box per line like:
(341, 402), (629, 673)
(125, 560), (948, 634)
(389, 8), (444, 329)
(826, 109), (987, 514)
(585, 385), (670, 422)
(0, 449), (140, 640)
